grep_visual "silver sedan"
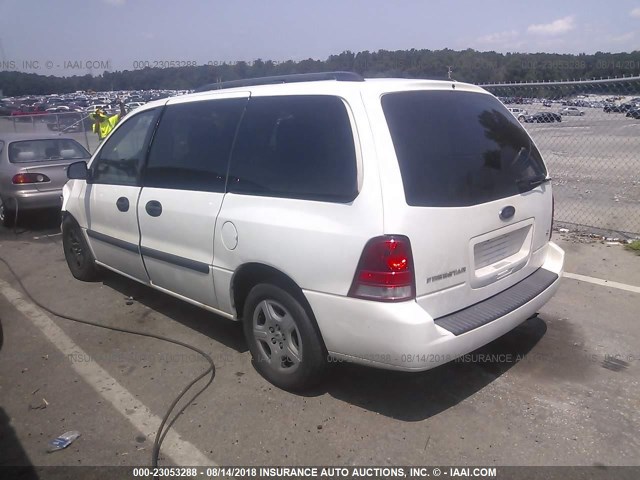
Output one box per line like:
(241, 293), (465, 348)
(0, 133), (90, 227)
(559, 107), (585, 116)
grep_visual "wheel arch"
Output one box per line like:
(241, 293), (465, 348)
(231, 262), (327, 351)
(61, 211), (98, 261)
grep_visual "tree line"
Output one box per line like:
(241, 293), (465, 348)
(1, 49), (640, 96)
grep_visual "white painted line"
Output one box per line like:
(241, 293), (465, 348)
(564, 272), (640, 294)
(0, 278), (215, 466)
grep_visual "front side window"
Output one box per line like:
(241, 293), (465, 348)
(228, 95), (358, 202)
(382, 90), (547, 207)
(144, 98), (247, 192)
(91, 109), (159, 185)
(8, 139), (90, 163)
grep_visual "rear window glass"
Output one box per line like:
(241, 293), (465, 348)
(8, 139), (90, 163)
(382, 90), (547, 207)
(228, 95), (358, 202)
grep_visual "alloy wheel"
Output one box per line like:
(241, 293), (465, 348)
(251, 299), (302, 373)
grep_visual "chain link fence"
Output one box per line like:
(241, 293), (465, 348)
(481, 76), (640, 237)
(0, 111), (99, 154)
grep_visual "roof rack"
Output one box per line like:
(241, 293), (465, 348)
(194, 71), (364, 93)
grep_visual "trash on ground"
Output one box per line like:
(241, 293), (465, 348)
(29, 398), (48, 410)
(47, 431), (81, 453)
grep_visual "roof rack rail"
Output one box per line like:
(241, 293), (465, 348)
(194, 71), (364, 93)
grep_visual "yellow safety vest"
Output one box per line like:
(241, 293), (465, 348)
(91, 112), (120, 140)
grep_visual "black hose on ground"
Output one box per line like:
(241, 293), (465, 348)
(0, 256), (216, 468)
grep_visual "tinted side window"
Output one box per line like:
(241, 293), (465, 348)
(382, 91), (547, 207)
(143, 98), (247, 192)
(228, 95), (358, 202)
(92, 109), (159, 186)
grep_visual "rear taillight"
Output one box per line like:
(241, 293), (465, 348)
(550, 194), (555, 240)
(348, 235), (415, 302)
(12, 173), (50, 184)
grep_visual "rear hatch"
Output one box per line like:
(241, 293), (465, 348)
(9, 138), (90, 192)
(380, 87), (553, 318)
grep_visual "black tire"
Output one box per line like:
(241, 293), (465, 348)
(243, 283), (326, 391)
(62, 216), (101, 281)
(0, 196), (15, 228)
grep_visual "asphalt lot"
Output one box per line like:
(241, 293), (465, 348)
(0, 213), (638, 469)
(521, 104), (640, 235)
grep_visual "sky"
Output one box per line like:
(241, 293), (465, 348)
(0, 0), (639, 77)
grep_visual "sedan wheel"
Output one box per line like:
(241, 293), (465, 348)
(0, 197), (15, 228)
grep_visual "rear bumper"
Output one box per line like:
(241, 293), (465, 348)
(10, 189), (63, 210)
(305, 242), (564, 371)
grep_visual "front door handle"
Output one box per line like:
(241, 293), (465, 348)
(145, 200), (162, 217)
(116, 197), (129, 212)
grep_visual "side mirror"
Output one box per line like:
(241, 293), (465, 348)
(67, 160), (88, 180)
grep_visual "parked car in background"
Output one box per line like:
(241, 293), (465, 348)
(125, 102), (145, 112)
(10, 104), (49, 118)
(542, 100), (552, 107)
(507, 107), (528, 121)
(626, 108), (640, 120)
(45, 106), (72, 113)
(85, 105), (108, 113)
(0, 133), (91, 227)
(524, 112), (562, 123)
(46, 113), (94, 133)
(559, 107), (584, 116)
(0, 103), (19, 116)
(603, 103), (629, 113)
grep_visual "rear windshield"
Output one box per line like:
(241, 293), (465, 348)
(382, 90), (547, 207)
(8, 139), (90, 163)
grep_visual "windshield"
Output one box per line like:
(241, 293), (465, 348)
(382, 90), (547, 207)
(8, 138), (90, 163)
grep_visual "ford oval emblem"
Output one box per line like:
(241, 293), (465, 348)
(500, 206), (516, 220)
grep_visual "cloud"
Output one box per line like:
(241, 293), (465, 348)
(476, 30), (518, 44)
(631, 7), (640, 18)
(607, 32), (636, 43)
(527, 16), (576, 35)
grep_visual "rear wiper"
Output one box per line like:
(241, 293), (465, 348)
(518, 175), (551, 188)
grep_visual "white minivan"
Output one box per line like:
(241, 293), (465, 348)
(62, 72), (564, 390)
